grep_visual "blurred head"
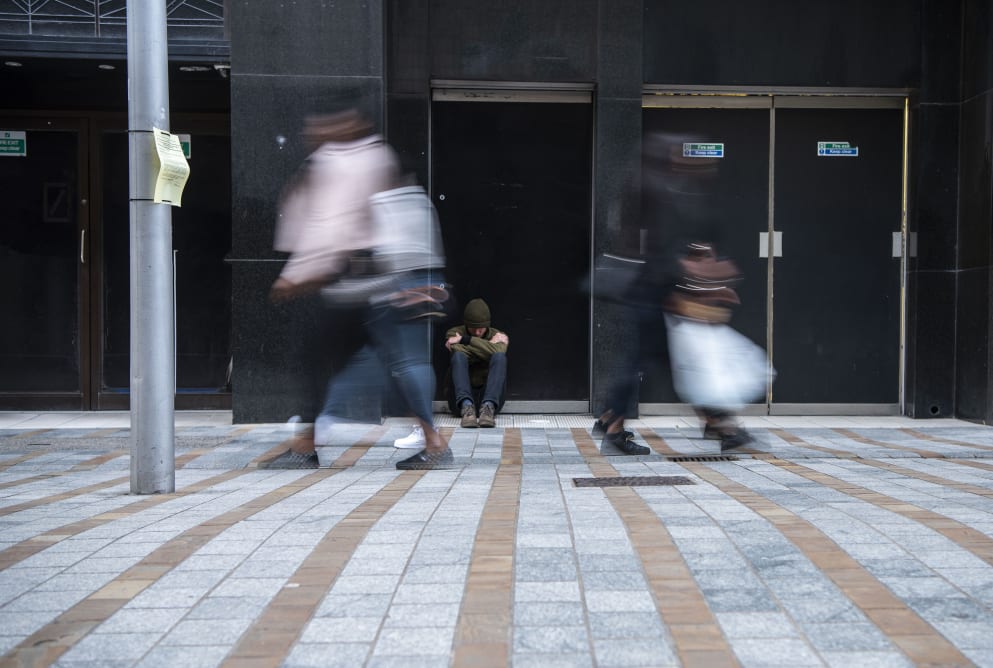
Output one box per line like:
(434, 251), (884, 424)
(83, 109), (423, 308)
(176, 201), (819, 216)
(642, 131), (720, 190)
(642, 131), (721, 232)
(463, 298), (491, 334)
(302, 109), (374, 151)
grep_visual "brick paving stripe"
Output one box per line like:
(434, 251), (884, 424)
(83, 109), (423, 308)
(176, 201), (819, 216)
(453, 428), (522, 667)
(574, 428), (739, 667)
(221, 470), (424, 667)
(685, 461), (972, 667)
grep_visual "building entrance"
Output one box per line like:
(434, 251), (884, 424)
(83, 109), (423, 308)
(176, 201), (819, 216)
(642, 94), (905, 414)
(430, 87), (593, 411)
(0, 113), (232, 410)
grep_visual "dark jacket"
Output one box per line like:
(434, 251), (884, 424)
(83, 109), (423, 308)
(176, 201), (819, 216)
(446, 324), (508, 387)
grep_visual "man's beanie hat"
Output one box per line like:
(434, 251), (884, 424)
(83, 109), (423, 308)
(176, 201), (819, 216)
(463, 299), (491, 329)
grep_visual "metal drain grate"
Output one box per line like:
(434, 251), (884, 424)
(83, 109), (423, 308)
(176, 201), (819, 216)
(667, 455), (739, 462)
(573, 476), (695, 487)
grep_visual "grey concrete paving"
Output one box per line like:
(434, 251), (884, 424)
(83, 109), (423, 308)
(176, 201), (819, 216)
(0, 413), (991, 666)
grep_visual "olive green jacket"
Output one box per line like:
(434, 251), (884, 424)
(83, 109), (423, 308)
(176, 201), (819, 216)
(445, 325), (508, 387)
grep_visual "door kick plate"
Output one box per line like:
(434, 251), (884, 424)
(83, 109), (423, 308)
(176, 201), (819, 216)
(759, 231), (782, 258)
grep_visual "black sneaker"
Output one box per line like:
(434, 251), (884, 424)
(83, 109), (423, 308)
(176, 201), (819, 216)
(396, 447), (454, 470)
(259, 450), (319, 469)
(592, 419), (607, 437)
(720, 430), (754, 452)
(703, 424), (722, 440)
(600, 431), (650, 456)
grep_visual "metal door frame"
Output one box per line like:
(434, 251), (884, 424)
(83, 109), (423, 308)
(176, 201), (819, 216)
(640, 88), (910, 416)
(429, 81), (594, 413)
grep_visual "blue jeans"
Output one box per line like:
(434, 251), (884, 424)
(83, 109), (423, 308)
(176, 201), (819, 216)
(322, 270), (440, 427)
(366, 303), (436, 425)
(451, 350), (507, 412)
(319, 344), (389, 422)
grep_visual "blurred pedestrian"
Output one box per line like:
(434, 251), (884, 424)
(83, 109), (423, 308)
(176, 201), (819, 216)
(593, 132), (717, 455)
(265, 108), (451, 469)
(663, 240), (768, 450)
(593, 131), (769, 454)
(323, 174), (452, 470)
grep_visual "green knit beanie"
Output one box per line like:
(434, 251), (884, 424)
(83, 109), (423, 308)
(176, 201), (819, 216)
(463, 298), (491, 329)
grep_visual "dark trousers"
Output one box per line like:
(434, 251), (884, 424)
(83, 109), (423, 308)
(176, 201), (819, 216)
(602, 302), (664, 419)
(450, 351), (507, 414)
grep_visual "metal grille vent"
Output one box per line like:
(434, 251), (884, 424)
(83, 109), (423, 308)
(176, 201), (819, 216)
(0, 1), (224, 39)
(667, 455), (739, 462)
(573, 476), (695, 488)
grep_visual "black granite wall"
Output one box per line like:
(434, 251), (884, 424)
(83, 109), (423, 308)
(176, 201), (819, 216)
(228, 3), (386, 422)
(644, 0), (920, 87)
(954, 0), (993, 423)
(231, 0), (984, 422)
(590, 0), (644, 417)
(428, 0), (597, 82)
(906, 0), (963, 418)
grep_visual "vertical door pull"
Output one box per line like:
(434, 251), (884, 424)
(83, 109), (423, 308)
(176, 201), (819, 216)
(173, 250), (178, 393)
(80, 229), (86, 264)
(759, 231), (783, 258)
(891, 231), (902, 258)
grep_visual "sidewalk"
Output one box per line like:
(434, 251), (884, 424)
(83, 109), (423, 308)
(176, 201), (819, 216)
(1, 412), (992, 667)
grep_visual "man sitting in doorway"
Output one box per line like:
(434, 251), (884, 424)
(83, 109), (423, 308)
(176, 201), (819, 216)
(446, 298), (509, 428)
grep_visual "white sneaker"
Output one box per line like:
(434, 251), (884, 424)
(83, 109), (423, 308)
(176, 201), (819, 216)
(394, 426), (426, 449)
(314, 415), (333, 446)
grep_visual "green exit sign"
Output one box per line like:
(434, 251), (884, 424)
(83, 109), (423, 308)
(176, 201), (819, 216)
(683, 142), (724, 158)
(0, 130), (26, 157)
(178, 133), (191, 159)
(817, 141), (858, 157)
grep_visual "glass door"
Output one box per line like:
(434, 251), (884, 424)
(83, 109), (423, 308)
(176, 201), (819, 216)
(93, 116), (232, 409)
(0, 117), (90, 409)
(0, 114), (231, 411)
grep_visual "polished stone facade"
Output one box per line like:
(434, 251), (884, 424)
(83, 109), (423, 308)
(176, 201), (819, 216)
(227, 1), (993, 422)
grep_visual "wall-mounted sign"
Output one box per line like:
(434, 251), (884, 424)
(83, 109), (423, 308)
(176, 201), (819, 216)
(178, 133), (191, 159)
(817, 141), (859, 157)
(683, 142), (724, 158)
(152, 127), (191, 206)
(0, 130), (26, 157)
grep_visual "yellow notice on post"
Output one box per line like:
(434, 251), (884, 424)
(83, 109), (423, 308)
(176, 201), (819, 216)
(152, 127), (191, 206)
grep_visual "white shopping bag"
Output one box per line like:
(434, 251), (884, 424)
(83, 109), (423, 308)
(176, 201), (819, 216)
(665, 314), (775, 411)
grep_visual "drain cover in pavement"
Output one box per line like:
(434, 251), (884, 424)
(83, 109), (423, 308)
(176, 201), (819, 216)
(667, 455), (739, 462)
(573, 476), (694, 487)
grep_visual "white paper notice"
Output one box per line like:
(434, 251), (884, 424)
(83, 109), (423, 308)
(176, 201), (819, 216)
(152, 127), (191, 206)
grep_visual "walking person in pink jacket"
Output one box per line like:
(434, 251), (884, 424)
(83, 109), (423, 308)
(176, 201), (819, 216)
(265, 107), (451, 469)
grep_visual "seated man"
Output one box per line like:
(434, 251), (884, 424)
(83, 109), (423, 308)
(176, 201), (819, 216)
(446, 298), (508, 428)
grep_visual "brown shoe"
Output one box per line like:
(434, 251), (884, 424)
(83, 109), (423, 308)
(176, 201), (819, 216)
(478, 402), (496, 428)
(460, 402), (478, 428)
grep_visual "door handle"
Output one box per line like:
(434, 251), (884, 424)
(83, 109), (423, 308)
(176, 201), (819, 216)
(759, 231), (782, 258)
(80, 228), (86, 264)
